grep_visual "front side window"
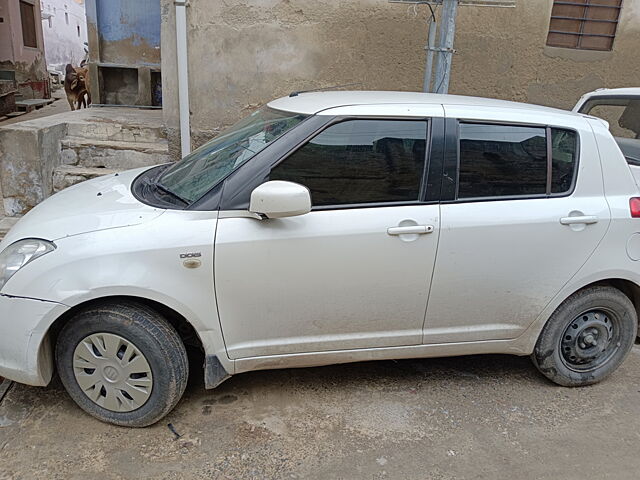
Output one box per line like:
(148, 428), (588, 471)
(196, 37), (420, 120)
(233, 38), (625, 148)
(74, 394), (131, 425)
(270, 120), (428, 207)
(158, 107), (307, 203)
(457, 123), (577, 200)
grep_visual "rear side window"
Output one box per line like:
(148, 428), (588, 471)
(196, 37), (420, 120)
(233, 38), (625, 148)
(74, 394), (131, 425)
(270, 120), (427, 207)
(551, 128), (578, 194)
(457, 123), (577, 200)
(458, 124), (547, 198)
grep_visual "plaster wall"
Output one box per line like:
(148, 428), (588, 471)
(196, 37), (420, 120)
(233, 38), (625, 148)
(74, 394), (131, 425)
(40, 0), (88, 73)
(451, 0), (640, 109)
(0, 0), (48, 99)
(161, 0), (640, 155)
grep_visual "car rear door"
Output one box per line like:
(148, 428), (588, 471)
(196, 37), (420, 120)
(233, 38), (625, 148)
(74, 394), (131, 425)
(423, 107), (610, 344)
(214, 113), (445, 359)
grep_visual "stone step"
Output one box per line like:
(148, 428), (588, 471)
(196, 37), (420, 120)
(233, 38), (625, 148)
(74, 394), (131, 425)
(0, 216), (20, 241)
(52, 165), (121, 193)
(65, 118), (167, 144)
(60, 136), (170, 170)
(5, 111), (27, 119)
(15, 98), (55, 113)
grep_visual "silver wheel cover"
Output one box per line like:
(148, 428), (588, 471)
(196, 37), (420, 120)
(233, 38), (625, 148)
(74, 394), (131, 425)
(72, 333), (153, 412)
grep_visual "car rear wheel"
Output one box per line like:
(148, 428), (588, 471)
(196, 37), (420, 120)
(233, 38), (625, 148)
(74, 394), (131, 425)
(56, 301), (188, 427)
(532, 286), (637, 386)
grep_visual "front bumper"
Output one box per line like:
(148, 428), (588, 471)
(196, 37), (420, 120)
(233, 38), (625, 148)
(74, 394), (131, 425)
(0, 294), (69, 386)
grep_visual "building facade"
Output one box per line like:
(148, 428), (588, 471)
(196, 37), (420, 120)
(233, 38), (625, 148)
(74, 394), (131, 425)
(0, 0), (49, 100)
(160, 0), (640, 156)
(40, 0), (88, 74)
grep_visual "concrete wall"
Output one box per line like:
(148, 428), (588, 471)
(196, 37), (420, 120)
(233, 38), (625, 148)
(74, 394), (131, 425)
(0, 120), (66, 216)
(161, 0), (640, 156)
(0, 0), (49, 99)
(40, 0), (88, 73)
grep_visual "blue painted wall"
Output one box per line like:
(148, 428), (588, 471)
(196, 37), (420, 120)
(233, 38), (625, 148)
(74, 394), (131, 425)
(89, 0), (161, 66)
(96, 0), (160, 47)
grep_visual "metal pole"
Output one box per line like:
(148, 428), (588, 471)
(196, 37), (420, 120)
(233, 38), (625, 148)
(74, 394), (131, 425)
(433, 0), (458, 94)
(175, 0), (191, 158)
(423, 15), (437, 92)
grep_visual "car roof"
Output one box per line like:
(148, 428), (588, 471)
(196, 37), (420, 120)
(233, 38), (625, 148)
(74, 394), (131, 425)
(573, 87), (640, 112)
(578, 87), (640, 98)
(267, 90), (575, 116)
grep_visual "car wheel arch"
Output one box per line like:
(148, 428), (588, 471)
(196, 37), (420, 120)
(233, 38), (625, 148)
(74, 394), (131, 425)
(41, 295), (207, 384)
(515, 276), (640, 355)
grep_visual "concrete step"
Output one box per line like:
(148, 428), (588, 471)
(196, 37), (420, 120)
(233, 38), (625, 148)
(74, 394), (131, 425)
(0, 216), (20, 241)
(15, 98), (55, 113)
(5, 111), (27, 118)
(60, 136), (170, 170)
(65, 118), (167, 144)
(53, 165), (120, 193)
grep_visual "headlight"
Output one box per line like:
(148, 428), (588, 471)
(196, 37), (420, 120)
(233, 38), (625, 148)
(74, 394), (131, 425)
(0, 239), (56, 290)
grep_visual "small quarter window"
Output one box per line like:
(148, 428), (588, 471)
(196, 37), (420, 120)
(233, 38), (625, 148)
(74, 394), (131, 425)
(270, 120), (428, 207)
(551, 128), (578, 194)
(458, 124), (547, 199)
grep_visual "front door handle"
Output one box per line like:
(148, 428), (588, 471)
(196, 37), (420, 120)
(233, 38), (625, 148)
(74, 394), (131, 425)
(387, 225), (434, 235)
(560, 215), (599, 225)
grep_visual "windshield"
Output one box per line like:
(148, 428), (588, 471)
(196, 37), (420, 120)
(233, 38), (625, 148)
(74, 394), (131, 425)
(157, 107), (308, 203)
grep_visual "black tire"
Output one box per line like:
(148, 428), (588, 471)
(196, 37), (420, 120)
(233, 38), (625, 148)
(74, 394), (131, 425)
(532, 286), (637, 387)
(55, 300), (189, 427)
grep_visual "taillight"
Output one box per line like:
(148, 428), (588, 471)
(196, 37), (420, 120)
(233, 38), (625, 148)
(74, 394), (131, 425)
(630, 198), (640, 218)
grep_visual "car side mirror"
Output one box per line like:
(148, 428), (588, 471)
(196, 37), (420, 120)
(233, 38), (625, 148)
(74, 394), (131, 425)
(249, 181), (311, 219)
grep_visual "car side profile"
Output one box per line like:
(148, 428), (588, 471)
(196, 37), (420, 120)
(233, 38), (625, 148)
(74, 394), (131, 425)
(1, 91), (639, 427)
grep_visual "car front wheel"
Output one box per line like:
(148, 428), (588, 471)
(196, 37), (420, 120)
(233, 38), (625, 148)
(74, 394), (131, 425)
(56, 301), (189, 427)
(532, 286), (637, 387)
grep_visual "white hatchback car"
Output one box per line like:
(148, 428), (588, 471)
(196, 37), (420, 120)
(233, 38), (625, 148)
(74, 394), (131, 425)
(1, 91), (639, 426)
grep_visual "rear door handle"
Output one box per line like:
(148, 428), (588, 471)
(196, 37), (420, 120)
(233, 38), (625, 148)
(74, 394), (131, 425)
(387, 225), (434, 235)
(560, 215), (599, 225)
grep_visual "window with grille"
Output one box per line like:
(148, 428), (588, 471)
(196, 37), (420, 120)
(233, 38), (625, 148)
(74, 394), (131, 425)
(546, 0), (623, 51)
(19, 1), (37, 48)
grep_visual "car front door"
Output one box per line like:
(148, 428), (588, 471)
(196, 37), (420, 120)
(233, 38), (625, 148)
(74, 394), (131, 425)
(215, 116), (443, 359)
(423, 115), (610, 344)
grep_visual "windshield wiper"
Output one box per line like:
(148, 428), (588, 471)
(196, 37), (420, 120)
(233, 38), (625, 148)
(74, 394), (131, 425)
(154, 182), (190, 206)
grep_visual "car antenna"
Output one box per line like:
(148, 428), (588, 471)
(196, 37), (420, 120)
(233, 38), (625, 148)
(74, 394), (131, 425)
(289, 82), (362, 97)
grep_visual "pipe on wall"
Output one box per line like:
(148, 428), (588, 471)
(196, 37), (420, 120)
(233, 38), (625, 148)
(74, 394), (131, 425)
(175, 0), (191, 157)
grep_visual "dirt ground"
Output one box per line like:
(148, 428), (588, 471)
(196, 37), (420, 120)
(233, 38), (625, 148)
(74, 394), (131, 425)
(1, 347), (640, 480)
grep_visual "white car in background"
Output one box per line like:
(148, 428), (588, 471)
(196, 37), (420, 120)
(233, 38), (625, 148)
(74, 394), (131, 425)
(1, 91), (639, 427)
(574, 87), (640, 175)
